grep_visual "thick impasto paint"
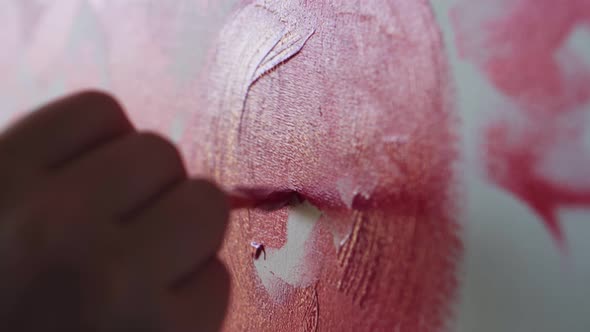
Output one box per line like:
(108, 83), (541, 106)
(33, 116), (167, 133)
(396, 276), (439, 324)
(185, 1), (461, 331)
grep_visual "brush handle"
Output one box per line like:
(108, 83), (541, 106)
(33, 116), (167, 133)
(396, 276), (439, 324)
(227, 188), (301, 211)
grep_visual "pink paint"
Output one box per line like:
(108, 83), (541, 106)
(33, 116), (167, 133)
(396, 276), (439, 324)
(184, 0), (461, 330)
(452, 0), (590, 246)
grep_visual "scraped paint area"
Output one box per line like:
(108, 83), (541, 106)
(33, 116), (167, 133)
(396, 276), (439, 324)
(253, 201), (322, 303)
(183, 0), (461, 331)
(452, 0), (590, 247)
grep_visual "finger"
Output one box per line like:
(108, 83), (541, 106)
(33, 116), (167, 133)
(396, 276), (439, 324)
(118, 179), (229, 286)
(0, 90), (133, 169)
(162, 258), (230, 332)
(54, 132), (187, 219)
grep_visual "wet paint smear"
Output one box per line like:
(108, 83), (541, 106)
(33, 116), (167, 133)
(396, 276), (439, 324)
(452, 0), (590, 247)
(183, 0), (461, 331)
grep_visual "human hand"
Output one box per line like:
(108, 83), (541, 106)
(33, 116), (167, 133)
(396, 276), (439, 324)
(0, 91), (230, 332)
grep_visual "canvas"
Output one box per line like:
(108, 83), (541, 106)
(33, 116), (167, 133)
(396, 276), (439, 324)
(1, 1), (589, 331)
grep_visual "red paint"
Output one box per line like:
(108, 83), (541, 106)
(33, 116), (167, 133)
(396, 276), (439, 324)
(185, 1), (461, 331)
(452, 0), (590, 246)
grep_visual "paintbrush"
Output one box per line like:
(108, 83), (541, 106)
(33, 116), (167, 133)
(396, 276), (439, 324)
(227, 188), (302, 211)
